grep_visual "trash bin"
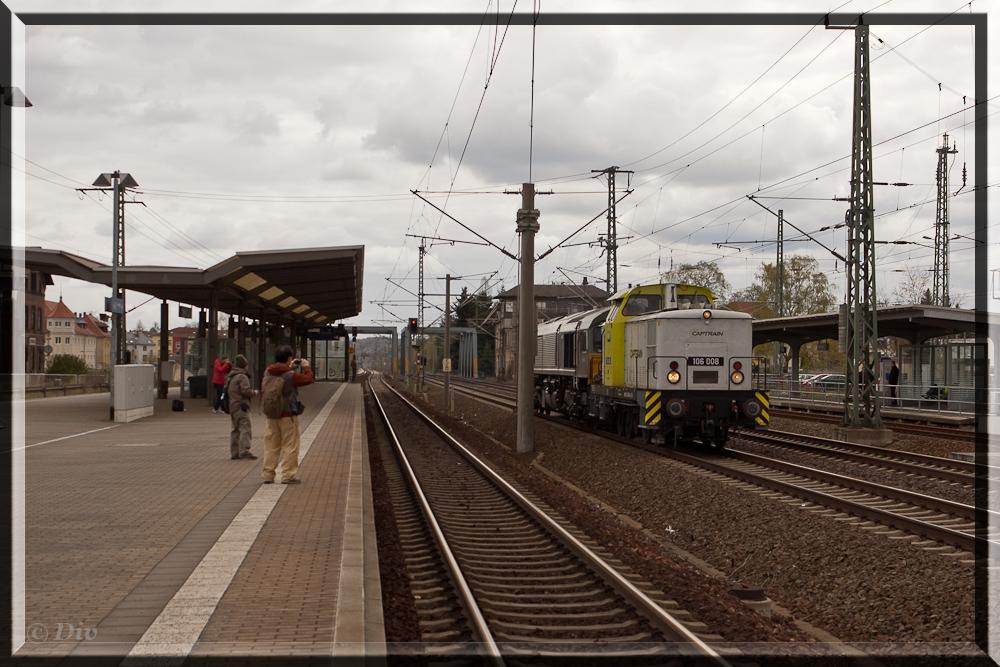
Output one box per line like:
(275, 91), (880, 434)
(188, 375), (208, 398)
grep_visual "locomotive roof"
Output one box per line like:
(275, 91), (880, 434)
(627, 307), (752, 322)
(537, 305), (612, 336)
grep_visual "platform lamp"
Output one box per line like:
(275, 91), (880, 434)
(93, 170), (138, 421)
(0, 87), (30, 384)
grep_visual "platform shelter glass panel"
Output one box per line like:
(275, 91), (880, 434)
(313, 338), (346, 381)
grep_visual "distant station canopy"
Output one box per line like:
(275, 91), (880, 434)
(25, 245), (364, 324)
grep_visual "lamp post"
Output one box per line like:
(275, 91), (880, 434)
(91, 171), (138, 420)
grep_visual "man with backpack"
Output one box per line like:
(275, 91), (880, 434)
(225, 354), (258, 460)
(260, 345), (314, 485)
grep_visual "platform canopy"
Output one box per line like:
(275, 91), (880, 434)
(25, 245), (364, 325)
(751, 304), (979, 347)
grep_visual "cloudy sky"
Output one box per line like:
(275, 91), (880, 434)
(7, 0), (996, 332)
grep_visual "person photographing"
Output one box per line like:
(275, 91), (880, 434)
(260, 346), (314, 485)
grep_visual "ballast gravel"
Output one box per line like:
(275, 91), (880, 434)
(404, 382), (977, 649)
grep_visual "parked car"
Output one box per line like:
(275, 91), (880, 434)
(815, 374), (846, 391)
(801, 373), (831, 387)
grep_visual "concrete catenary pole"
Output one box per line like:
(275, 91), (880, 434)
(516, 183), (539, 453)
(443, 274), (451, 410)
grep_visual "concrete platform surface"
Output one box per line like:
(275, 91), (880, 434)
(14, 381), (383, 662)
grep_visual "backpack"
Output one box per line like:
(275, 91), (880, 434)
(171, 399), (184, 412)
(260, 371), (293, 418)
(219, 374), (232, 414)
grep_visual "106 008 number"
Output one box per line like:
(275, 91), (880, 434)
(687, 356), (723, 366)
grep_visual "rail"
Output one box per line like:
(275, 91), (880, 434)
(368, 375), (505, 665)
(380, 374), (734, 663)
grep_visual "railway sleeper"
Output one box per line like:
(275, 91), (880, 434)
(461, 564), (580, 576)
(418, 617), (463, 632)
(491, 630), (656, 644)
(420, 630), (466, 642)
(480, 598), (616, 611)
(448, 535), (556, 546)
(460, 554), (573, 566)
(413, 595), (451, 609)
(473, 581), (602, 592)
(475, 588), (610, 601)
(482, 609), (632, 622)
(490, 619), (646, 633)
(415, 605), (457, 618)
(458, 544), (555, 555)
(468, 572), (589, 583)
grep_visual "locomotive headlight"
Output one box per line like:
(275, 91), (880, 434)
(667, 370), (681, 384)
(702, 310), (712, 320)
(731, 370), (744, 384)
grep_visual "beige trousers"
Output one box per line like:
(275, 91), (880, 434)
(262, 415), (300, 482)
(230, 411), (253, 458)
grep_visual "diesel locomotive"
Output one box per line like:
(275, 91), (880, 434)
(533, 282), (769, 447)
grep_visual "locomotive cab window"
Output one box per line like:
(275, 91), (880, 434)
(622, 294), (661, 316)
(677, 293), (710, 310)
(593, 327), (603, 353)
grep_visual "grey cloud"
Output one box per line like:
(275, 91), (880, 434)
(227, 100), (280, 145)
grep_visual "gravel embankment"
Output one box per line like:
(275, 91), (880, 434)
(407, 383), (975, 645)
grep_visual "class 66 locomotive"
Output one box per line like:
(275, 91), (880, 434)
(534, 282), (769, 449)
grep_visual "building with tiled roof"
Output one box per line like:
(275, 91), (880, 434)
(126, 330), (158, 364)
(78, 313), (111, 370)
(45, 298), (80, 367)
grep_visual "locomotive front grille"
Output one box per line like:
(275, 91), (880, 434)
(691, 370), (719, 384)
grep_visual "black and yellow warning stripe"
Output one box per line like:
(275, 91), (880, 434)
(755, 390), (770, 426)
(644, 390), (662, 426)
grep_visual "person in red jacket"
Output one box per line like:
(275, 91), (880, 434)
(212, 355), (231, 413)
(261, 345), (315, 485)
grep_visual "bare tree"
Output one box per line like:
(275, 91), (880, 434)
(891, 265), (931, 305)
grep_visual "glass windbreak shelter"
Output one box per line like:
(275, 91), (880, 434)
(898, 340), (985, 410)
(313, 338), (347, 381)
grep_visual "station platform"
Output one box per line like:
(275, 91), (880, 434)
(15, 381), (383, 662)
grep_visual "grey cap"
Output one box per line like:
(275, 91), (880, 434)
(234, 354), (248, 368)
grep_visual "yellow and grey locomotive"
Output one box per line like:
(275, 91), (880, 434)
(534, 282), (769, 448)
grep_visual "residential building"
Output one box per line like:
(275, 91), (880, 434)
(79, 314), (111, 370)
(126, 330), (158, 364)
(25, 271), (52, 373)
(493, 281), (608, 381)
(168, 326), (198, 355)
(45, 298), (80, 368)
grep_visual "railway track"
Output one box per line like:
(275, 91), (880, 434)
(769, 407), (976, 442)
(559, 419), (994, 560)
(368, 374), (737, 661)
(730, 429), (986, 487)
(420, 374), (996, 560)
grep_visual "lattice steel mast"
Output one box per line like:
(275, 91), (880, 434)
(592, 166), (631, 295)
(933, 133), (957, 307)
(833, 19), (882, 429)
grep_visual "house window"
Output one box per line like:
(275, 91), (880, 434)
(537, 301), (546, 309)
(505, 301), (514, 312)
(55, 337), (61, 344)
